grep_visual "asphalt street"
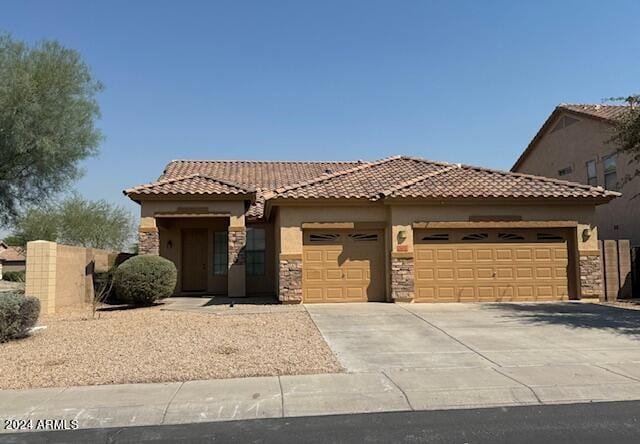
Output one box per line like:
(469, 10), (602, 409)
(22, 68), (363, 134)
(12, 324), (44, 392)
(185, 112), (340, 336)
(3, 400), (640, 444)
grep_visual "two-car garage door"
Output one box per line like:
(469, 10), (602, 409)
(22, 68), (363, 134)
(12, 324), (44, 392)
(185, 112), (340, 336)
(300, 227), (570, 303)
(414, 229), (569, 302)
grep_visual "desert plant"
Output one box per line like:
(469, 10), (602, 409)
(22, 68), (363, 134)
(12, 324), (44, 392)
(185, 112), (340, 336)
(113, 256), (177, 306)
(2, 271), (25, 282)
(91, 268), (116, 319)
(0, 293), (41, 342)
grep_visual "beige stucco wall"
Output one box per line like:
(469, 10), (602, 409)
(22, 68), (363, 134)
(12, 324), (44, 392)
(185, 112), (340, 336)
(140, 200), (246, 227)
(277, 203), (388, 254)
(25, 241), (116, 314)
(514, 112), (639, 246)
(390, 202), (598, 252)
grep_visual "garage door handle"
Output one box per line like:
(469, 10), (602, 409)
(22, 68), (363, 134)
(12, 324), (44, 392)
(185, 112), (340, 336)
(492, 272), (496, 278)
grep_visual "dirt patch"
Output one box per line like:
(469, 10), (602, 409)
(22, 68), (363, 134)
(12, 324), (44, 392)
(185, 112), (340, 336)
(0, 305), (342, 389)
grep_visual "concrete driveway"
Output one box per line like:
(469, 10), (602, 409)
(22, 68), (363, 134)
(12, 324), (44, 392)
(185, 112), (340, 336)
(305, 302), (640, 372)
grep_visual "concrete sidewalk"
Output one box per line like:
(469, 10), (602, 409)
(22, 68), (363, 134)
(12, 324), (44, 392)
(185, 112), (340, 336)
(5, 362), (640, 432)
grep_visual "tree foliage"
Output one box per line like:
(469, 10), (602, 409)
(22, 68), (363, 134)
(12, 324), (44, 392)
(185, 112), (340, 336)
(0, 32), (103, 225)
(609, 95), (640, 182)
(11, 195), (134, 251)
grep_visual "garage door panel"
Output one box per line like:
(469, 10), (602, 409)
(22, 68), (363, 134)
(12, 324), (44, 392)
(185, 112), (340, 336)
(457, 268), (474, 280)
(326, 269), (342, 281)
(436, 249), (455, 261)
(475, 249), (493, 261)
(345, 268), (364, 281)
(456, 249), (474, 261)
(495, 267), (514, 279)
(305, 250), (324, 262)
(417, 268), (435, 280)
(416, 250), (434, 261)
(437, 268), (455, 280)
(415, 229), (569, 303)
(516, 268), (533, 279)
(304, 269), (323, 281)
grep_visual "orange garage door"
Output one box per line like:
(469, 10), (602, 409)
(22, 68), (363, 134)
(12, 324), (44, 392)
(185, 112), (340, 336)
(302, 230), (385, 303)
(414, 229), (569, 302)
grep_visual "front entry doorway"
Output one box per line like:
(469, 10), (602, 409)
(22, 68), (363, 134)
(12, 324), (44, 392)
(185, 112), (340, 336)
(182, 228), (208, 292)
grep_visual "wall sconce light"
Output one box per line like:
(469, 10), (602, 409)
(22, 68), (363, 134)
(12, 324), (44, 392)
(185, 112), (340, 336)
(167, 240), (173, 249)
(397, 230), (407, 244)
(581, 228), (591, 242)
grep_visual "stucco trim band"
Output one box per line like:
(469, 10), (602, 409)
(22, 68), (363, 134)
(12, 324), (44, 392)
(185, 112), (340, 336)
(413, 220), (579, 229)
(155, 212), (231, 218)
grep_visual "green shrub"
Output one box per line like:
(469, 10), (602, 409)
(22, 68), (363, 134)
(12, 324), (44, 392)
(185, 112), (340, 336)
(0, 293), (41, 342)
(2, 271), (25, 282)
(113, 256), (177, 305)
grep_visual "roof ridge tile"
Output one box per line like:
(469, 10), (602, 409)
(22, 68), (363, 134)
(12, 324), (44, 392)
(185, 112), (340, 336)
(264, 155), (402, 198)
(124, 173), (253, 195)
(373, 164), (459, 200)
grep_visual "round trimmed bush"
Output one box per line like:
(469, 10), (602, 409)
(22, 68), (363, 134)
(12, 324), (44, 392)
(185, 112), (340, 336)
(113, 256), (177, 305)
(0, 293), (41, 343)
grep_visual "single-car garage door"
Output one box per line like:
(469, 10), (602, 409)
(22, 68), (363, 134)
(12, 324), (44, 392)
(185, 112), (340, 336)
(414, 229), (569, 302)
(303, 229), (385, 303)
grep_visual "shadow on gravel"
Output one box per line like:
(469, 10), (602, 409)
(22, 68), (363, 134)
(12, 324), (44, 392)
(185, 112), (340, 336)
(483, 303), (640, 338)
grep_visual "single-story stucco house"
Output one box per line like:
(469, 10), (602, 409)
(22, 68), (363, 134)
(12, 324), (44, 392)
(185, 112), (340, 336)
(124, 155), (619, 304)
(0, 241), (26, 278)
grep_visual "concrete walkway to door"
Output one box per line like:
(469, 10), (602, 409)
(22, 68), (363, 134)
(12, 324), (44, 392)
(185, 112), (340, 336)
(305, 302), (640, 372)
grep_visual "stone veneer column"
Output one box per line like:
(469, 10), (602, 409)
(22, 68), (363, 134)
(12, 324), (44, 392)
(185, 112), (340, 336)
(228, 228), (246, 266)
(279, 256), (303, 303)
(579, 252), (603, 299)
(228, 226), (246, 297)
(391, 254), (415, 301)
(138, 228), (159, 255)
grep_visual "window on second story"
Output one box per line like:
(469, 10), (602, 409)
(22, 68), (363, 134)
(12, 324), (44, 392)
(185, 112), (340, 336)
(603, 153), (618, 190)
(558, 166), (573, 176)
(586, 160), (597, 186)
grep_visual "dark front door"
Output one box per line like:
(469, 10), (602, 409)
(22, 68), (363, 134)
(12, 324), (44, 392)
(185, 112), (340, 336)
(182, 229), (208, 292)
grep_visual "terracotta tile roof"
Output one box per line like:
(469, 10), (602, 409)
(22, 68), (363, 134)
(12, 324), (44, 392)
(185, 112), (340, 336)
(128, 160), (363, 219)
(162, 160), (362, 189)
(0, 246), (26, 262)
(559, 104), (631, 122)
(266, 156), (619, 202)
(126, 156), (618, 221)
(265, 156), (448, 199)
(512, 103), (632, 171)
(124, 174), (253, 197)
(388, 162), (619, 199)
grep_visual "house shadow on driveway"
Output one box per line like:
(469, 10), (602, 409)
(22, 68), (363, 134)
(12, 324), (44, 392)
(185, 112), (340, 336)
(483, 302), (640, 338)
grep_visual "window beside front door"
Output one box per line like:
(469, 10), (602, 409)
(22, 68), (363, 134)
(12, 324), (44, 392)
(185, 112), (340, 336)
(602, 153), (618, 190)
(586, 159), (597, 186)
(246, 227), (265, 276)
(213, 231), (228, 275)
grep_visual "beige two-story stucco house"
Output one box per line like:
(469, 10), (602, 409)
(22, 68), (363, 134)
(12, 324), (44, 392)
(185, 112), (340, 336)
(512, 104), (640, 246)
(124, 155), (618, 304)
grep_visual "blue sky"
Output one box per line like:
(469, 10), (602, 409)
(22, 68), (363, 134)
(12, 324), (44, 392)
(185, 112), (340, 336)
(2, 0), (639, 221)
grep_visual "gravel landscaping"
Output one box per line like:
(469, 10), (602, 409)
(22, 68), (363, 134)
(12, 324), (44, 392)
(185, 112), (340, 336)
(0, 305), (342, 389)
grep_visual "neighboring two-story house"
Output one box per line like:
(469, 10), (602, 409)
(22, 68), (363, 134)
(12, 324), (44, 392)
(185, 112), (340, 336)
(512, 104), (640, 246)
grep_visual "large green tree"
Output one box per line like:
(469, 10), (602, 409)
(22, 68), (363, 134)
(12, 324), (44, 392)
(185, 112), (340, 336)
(0, 32), (103, 225)
(610, 95), (640, 182)
(10, 195), (134, 251)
